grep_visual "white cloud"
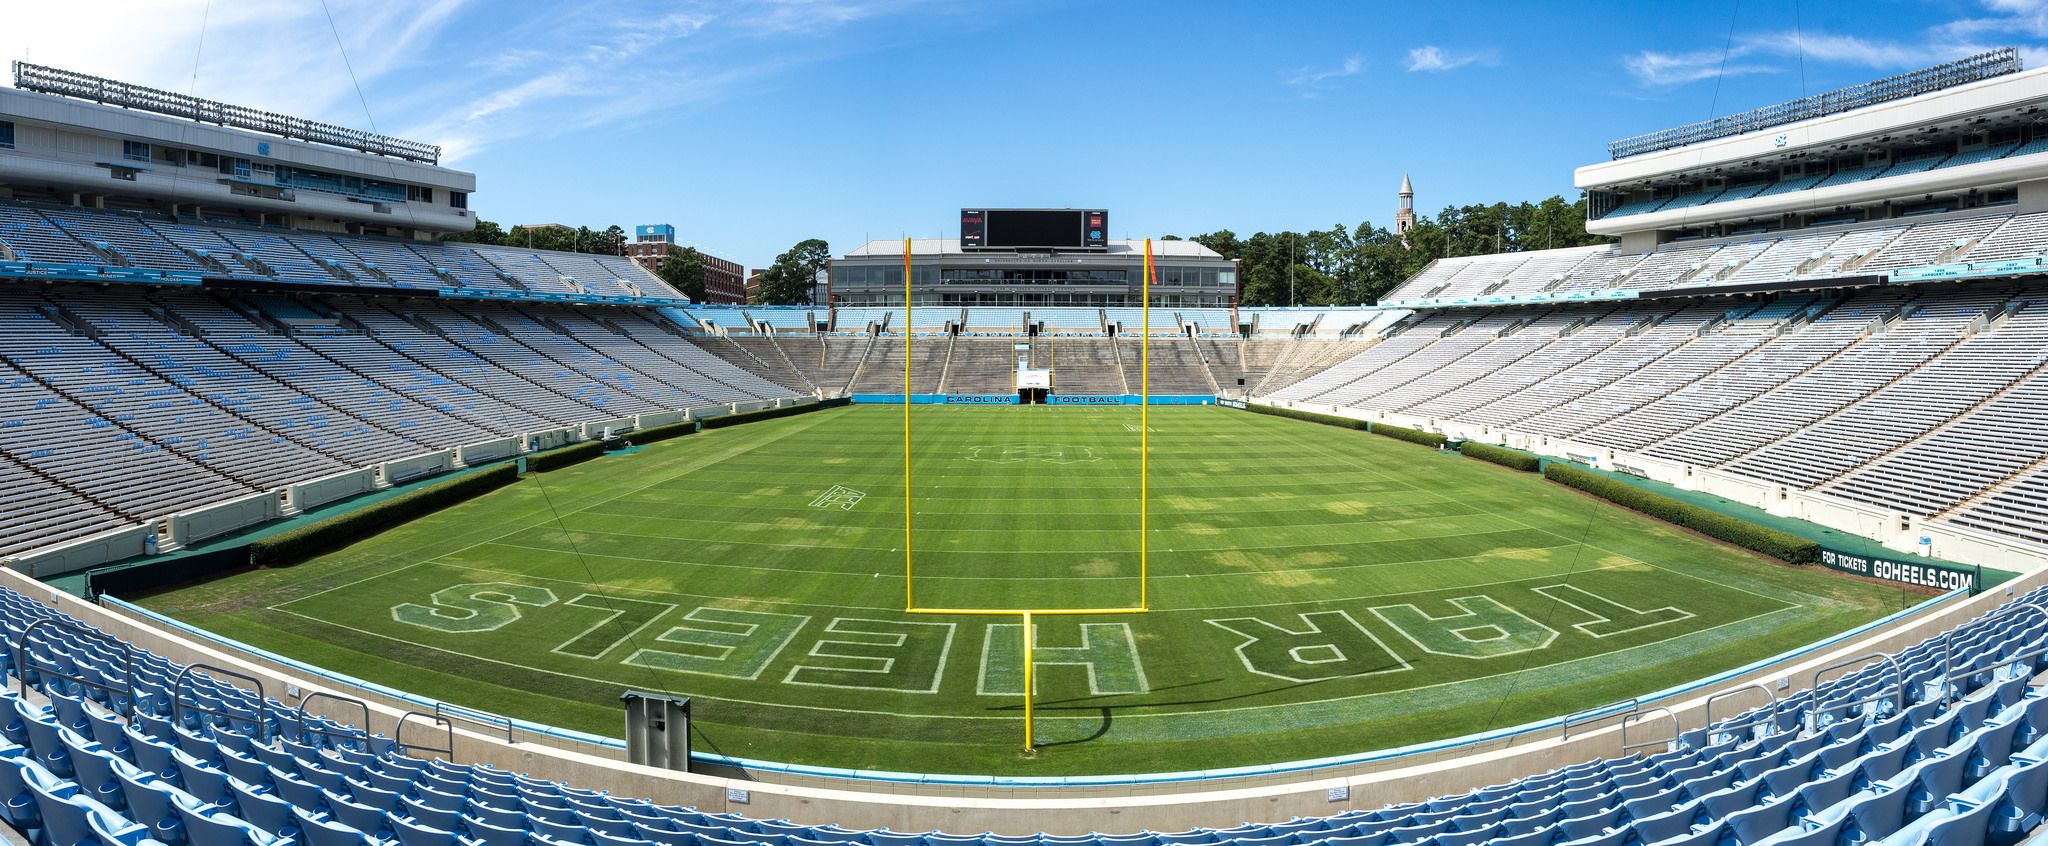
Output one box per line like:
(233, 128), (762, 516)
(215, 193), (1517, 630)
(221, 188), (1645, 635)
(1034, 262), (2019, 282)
(1285, 55), (1363, 95)
(0, 1), (957, 165)
(1623, 47), (1776, 86)
(1738, 32), (1989, 69)
(1942, 0), (2048, 39)
(1624, 0), (2043, 88)
(0, 0), (468, 128)
(1404, 45), (1495, 73)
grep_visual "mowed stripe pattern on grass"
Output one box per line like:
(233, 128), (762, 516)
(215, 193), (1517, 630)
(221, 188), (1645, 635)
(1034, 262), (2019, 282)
(138, 406), (1925, 775)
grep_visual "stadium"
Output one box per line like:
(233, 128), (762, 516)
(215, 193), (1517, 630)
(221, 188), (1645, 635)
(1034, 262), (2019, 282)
(4, 7), (2048, 846)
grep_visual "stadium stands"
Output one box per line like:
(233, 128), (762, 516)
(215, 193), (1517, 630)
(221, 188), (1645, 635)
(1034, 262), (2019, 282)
(0, 202), (687, 302)
(1594, 138), (2048, 220)
(1271, 272), (2048, 551)
(1381, 208), (2048, 304)
(0, 282), (798, 559)
(1027, 308), (1105, 335)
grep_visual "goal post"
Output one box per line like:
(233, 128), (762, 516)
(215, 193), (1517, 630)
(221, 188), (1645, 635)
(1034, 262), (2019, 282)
(897, 236), (1160, 749)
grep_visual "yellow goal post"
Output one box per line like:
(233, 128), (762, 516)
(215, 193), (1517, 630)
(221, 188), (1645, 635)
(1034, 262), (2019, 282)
(896, 235), (1160, 749)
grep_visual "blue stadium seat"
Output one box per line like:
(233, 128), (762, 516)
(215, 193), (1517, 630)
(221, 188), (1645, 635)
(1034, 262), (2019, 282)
(223, 778), (296, 840)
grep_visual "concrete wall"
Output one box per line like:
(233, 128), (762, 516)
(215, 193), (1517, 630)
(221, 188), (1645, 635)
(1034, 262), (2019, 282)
(291, 468), (379, 512)
(459, 436), (521, 466)
(2, 523), (153, 578)
(579, 418), (637, 441)
(636, 410), (687, 429)
(380, 450), (456, 485)
(525, 427), (580, 452)
(169, 491), (281, 548)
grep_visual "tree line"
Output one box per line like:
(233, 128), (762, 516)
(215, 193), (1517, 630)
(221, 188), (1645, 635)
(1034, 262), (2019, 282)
(1168, 195), (1610, 307)
(447, 194), (1605, 307)
(443, 218), (631, 256)
(443, 218), (732, 303)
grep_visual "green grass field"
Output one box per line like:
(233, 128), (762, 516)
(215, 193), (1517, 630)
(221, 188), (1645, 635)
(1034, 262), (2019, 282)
(136, 405), (1926, 775)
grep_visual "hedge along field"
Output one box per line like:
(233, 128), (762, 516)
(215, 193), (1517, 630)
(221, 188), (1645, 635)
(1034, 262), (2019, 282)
(249, 465), (520, 567)
(138, 405), (1922, 776)
(1543, 463), (1821, 564)
(1460, 441), (1542, 473)
(529, 441), (604, 473)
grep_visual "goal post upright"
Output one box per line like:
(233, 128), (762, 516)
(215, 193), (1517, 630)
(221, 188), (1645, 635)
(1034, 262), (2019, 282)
(1021, 611), (1034, 749)
(904, 236), (914, 610)
(900, 235), (1154, 751)
(1142, 239), (1153, 610)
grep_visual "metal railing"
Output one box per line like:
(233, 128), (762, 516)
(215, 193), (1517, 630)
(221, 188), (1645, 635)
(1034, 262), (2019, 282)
(15, 618), (134, 717)
(1702, 683), (1780, 741)
(1806, 652), (1905, 730)
(285, 692), (375, 750)
(1938, 600), (2048, 705)
(171, 663), (268, 742)
(434, 701), (514, 744)
(1561, 698), (1636, 742)
(1621, 706), (1678, 753)
(395, 711), (455, 762)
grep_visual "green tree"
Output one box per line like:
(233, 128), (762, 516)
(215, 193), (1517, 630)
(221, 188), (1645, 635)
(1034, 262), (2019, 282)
(600, 225), (628, 256)
(442, 218), (506, 245)
(1177, 193), (1609, 306)
(1191, 229), (1242, 261)
(757, 238), (831, 305)
(658, 245), (708, 302)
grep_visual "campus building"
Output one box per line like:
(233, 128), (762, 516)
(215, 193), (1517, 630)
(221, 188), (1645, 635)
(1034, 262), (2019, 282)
(830, 208), (1238, 308)
(624, 223), (747, 304)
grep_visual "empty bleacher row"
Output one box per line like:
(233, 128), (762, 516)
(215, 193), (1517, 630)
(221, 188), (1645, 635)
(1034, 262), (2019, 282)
(1597, 138), (2048, 220)
(0, 202), (678, 301)
(675, 306), (1339, 339)
(3, 569), (2047, 846)
(693, 333), (1248, 397)
(1267, 281), (2048, 549)
(0, 285), (794, 559)
(1388, 209), (2048, 304)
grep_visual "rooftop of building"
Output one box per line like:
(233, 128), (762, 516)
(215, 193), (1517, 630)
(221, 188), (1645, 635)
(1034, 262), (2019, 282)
(841, 238), (1225, 260)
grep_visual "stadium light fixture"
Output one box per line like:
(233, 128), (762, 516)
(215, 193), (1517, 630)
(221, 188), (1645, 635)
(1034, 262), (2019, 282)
(11, 61), (442, 164)
(1607, 48), (2021, 159)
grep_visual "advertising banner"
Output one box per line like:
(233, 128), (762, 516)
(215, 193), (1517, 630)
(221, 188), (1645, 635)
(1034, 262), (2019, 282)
(1819, 547), (1977, 593)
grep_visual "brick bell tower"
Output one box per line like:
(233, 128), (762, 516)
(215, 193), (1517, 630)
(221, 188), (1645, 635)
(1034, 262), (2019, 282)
(1395, 172), (1416, 248)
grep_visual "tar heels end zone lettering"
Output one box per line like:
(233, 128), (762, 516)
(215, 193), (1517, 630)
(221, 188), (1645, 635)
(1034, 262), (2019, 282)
(386, 584), (1691, 696)
(1819, 548), (1976, 592)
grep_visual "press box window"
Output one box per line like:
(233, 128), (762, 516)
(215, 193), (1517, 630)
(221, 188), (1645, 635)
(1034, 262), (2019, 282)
(122, 140), (149, 162)
(0, 121), (15, 149)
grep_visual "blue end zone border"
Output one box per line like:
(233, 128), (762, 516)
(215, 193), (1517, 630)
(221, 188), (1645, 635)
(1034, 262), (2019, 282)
(101, 587), (1965, 787)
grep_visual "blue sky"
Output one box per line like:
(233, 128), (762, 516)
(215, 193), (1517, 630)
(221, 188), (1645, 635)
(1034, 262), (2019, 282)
(8, 1), (2048, 267)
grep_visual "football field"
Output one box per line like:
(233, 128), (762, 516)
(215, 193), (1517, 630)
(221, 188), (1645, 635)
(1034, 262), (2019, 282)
(136, 404), (1926, 775)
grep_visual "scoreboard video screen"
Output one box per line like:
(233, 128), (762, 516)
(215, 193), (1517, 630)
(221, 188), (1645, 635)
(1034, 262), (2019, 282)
(961, 209), (1108, 250)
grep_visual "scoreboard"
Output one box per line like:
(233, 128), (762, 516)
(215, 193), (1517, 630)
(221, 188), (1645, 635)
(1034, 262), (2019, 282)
(961, 209), (1108, 250)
